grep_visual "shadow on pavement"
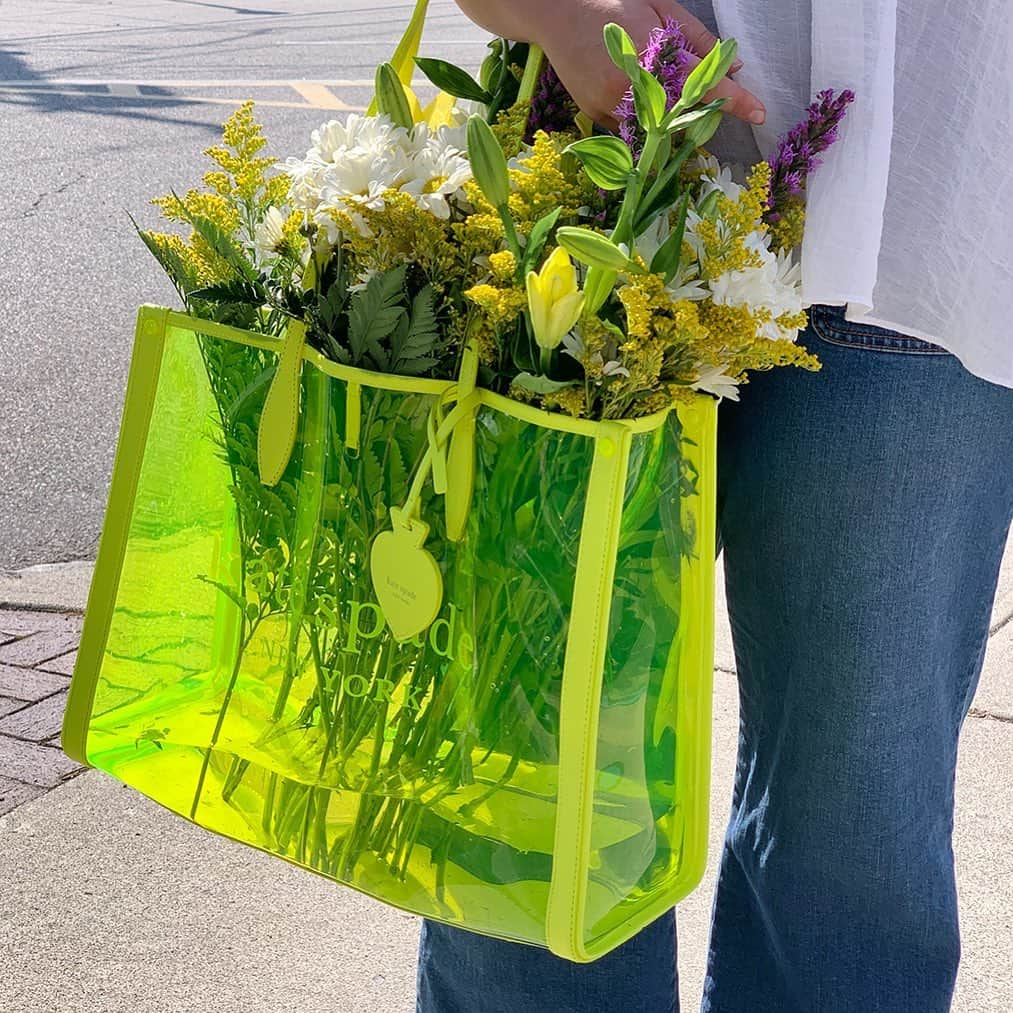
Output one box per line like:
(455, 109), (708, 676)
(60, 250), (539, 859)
(0, 45), (236, 133)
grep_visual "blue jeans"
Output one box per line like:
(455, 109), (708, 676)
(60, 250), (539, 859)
(416, 306), (1013, 1013)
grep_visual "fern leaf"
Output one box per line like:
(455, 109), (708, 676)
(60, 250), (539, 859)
(391, 284), (440, 374)
(347, 266), (408, 366)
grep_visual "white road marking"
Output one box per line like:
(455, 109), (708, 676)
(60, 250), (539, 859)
(0, 79), (374, 111)
(0, 78), (420, 88)
(105, 82), (141, 98)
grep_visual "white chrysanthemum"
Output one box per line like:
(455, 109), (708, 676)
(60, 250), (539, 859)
(308, 113), (409, 163)
(401, 143), (472, 219)
(694, 153), (744, 200)
(636, 214), (709, 303)
(412, 119), (469, 157)
(287, 114), (413, 225)
(251, 206), (287, 263)
(285, 112), (476, 240)
(692, 363), (741, 401)
(709, 235), (804, 341)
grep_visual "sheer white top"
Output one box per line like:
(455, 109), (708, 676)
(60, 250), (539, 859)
(684, 0), (1013, 388)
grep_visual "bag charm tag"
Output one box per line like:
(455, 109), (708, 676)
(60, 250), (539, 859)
(371, 345), (481, 641)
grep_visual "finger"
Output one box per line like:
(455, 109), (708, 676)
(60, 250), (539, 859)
(682, 51), (766, 124)
(651, 2), (744, 73)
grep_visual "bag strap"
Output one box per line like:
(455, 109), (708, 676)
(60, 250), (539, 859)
(257, 319), (307, 486)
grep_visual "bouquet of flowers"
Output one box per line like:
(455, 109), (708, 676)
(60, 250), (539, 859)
(139, 19), (852, 416)
(67, 2), (852, 962)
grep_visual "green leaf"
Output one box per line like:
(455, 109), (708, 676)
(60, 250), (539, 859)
(633, 138), (697, 234)
(520, 208), (562, 275)
(684, 107), (724, 147)
(556, 226), (636, 272)
(466, 114), (510, 208)
(679, 38), (738, 110)
(196, 574), (248, 613)
(415, 57), (493, 105)
(665, 98), (726, 132)
(603, 22), (641, 79)
(650, 194), (690, 282)
(189, 278), (267, 305)
(318, 279), (349, 332)
(511, 372), (582, 395)
(347, 265), (408, 366)
(375, 62), (414, 130)
(565, 136), (634, 191)
(632, 70), (669, 131)
(391, 284), (440, 375)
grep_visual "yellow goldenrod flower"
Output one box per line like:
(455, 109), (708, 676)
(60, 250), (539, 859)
(525, 247), (585, 351)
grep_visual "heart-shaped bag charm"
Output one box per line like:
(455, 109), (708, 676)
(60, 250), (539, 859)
(370, 507), (444, 642)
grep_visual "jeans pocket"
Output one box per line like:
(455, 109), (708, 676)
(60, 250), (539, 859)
(809, 305), (951, 355)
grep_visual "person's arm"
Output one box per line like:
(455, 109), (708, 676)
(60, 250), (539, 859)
(455, 0), (764, 127)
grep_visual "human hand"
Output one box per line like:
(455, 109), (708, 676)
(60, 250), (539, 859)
(454, 0), (765, 128)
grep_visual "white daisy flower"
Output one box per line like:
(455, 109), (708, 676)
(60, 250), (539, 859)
(692, 364), (741, 401)
(401, 143), (472, 219)
(694, 153), (745, 200)
(709, 237), (804, 342)
(308, 114), (409, 164)
(251, 206), (287, 263)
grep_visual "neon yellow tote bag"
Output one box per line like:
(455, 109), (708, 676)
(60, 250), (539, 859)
(63, 306), (716, 962)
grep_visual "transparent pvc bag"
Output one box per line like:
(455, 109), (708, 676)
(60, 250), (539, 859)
(64, 307), (716, 961)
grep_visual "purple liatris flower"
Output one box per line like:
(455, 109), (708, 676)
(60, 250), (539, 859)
(767, 88), (855, 215)
(614, 18), (693, 153)
(525, 62), (579, 143)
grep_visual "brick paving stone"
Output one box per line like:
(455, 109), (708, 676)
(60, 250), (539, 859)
(0, 691), (68, 742)
(0, 630), (82, 667)
(0, 775), (47, 817)
(37, 650), (78, 677)
(0, 696), (28, 719)
(0, 734), (82, 788)
(0, 663), (69, 702)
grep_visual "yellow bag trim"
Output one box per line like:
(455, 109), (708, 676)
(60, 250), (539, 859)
(344, 380), (362, 453)
(545, 422), (633, 962)
(257, 319), (307, 486)
(62, 306), (170, 764)
(163, 309), (681, 438)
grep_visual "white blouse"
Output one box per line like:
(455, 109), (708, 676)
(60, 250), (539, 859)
(683, 0), (1013, 389)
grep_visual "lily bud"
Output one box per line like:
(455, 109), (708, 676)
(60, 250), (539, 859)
(466, 114), (510, 210)
(375, 63), (414, 131)
(526, 247), (586, 351)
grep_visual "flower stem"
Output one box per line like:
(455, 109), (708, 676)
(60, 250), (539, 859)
(613, 129), (664, 251)
(539, 346), (553, 376)
(517, 44), (545, 107)
(497, 203), (522, 260)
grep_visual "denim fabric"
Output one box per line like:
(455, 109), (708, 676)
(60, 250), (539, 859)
(416, 307), (1013, 1013)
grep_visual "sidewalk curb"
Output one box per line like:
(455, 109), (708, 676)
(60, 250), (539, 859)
(0, 560), (94, 614)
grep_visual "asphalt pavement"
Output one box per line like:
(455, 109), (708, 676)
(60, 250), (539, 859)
(0, 1), (486, 570)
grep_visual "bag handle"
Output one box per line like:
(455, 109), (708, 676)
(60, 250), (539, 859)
(257, 319), (307, 487)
